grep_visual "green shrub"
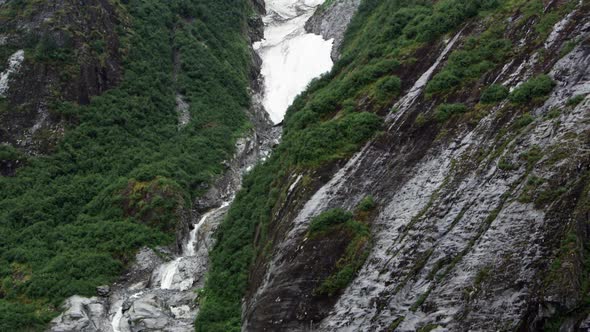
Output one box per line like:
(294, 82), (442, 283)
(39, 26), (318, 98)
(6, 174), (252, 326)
(425, 71), (460, 95)
(308, 209), (354, 235)
(509, 75), (555, 104)
(559, 39), (578, 58)
(0, 145), (22, 161)
(545, 107), (561, 119)
(566, 94), (586, 107)
(415, 113), (428, 127)
(356, 196), (376, 212)
(514, 112), (535, 128)
(480, 84), (509, 104)
(374, 76), (402, 102)
(427, 27), (511, 95)
(310, 209), (370, 296)
(434, 103), (468, 122)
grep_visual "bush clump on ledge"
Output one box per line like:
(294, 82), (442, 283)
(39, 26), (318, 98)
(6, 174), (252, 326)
(480, 84), (509, 104)
(509, 75), (555, 104)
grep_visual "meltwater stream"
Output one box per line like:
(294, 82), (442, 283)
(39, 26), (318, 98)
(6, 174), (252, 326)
(255, 0), (334, 123)
(159, 200), (231, 290)
(109, 199), (235, 332)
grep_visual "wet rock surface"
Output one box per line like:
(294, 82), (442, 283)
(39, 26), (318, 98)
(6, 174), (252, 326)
(50, 296), (109, 332)
(243, 3), (590, 332)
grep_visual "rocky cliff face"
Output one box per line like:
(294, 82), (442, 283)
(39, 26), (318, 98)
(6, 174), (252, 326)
(242, 1), (590, 331)
(0, 0), (124, 157)
(305, 0), (360, 60)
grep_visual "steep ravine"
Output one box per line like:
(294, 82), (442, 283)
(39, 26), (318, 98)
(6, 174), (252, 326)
(46, 0), (340, 330)
(46, 6), (278, 332)
(48, 95), (276, 332)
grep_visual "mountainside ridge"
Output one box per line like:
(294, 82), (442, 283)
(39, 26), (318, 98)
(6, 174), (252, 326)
(199, 0), (590, 331)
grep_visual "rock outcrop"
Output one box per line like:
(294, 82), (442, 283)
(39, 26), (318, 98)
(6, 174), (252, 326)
(0, 0), (124, 156)
(305, 0), (361, 60)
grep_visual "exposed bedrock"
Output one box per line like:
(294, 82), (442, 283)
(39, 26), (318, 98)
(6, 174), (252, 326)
(243, 4), (590, 332)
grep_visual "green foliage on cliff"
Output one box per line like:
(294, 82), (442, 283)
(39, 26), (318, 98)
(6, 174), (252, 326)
(308, 209), (354, 235)
(480, 84), (509, 104)
(426, 26), (512, 96)
(567, 94), (586, 107)
(307, 206), (372, 297)
(0, 0), (252, 329)
(313, 221), (370, 296)
(509, 74), (556, 103)
(434, 103), (469, 122)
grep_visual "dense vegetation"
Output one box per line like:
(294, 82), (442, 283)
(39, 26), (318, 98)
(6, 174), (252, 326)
(480, 84), (509, 104)
(426, 25), (511, 96)
(0, 0), (252, 329)
(434, 103), (469, 122)
(310, 202), (373, 297)
(196, 0), (506, 331)
(509, 74), (556, 103)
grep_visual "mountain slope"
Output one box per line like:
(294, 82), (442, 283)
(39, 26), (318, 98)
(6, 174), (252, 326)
(0, 0), (258, 330)
(198, 0), (590, 331)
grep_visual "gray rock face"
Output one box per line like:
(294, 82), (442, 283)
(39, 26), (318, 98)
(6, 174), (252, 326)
(305, 0), (361, 60)
(0, 0), (123, 156)
(244, 3), (590, 332)
(49, 296), (109, 332)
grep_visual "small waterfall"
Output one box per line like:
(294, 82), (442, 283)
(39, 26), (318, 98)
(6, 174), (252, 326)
(111, 307), (122, 332)
(108, 200), (235, 330)
(157, 200), (232, 291)
(184, 200), (231, 257)
(159, 259), (181, 290)
(111, 292), (144, 332)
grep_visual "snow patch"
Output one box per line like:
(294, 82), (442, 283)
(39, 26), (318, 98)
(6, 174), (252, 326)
(255, 0), (334, 123)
